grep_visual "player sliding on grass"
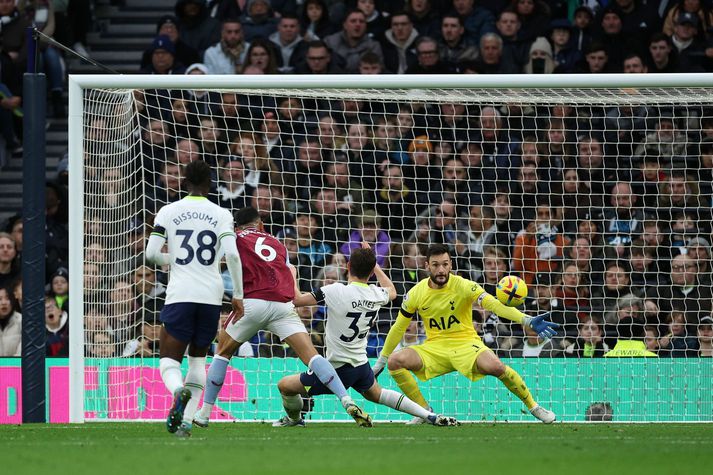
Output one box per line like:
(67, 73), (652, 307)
(274, 242), (459, 427)
(146, 160), (244, 437)
(194, 207), (371, 428)
(372, 243), (559, 424)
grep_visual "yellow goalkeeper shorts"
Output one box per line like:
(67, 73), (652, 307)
(409, 338), (492, 382)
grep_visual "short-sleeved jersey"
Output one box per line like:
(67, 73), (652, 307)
(153, 196), (235, 305)
(236, 227), (294, 302)
(315, 282), (390, 367)
(400, 274), (486, 342)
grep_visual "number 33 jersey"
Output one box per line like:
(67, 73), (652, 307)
(235, 227), (294, 303)
(314, 282), (390, 367)
(153, 197), (235, 306)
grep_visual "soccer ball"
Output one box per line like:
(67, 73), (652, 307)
(496, 275), (528, 307)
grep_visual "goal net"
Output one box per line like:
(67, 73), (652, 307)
(69, 75), (713, 423)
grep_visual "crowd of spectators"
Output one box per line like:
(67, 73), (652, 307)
(4, 0), (713, 360)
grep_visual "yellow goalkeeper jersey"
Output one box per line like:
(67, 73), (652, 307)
(400, 274), (485, 343)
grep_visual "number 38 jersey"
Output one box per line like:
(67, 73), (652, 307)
(153, 197), (235, 305)
(314, 282), (390, 368)
(235, 227), (294, 303)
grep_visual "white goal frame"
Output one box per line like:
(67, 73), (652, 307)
(68, 73), (713, 423)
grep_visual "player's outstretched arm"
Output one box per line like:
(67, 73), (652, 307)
(146, 228), (170, 266)
(288, 264), (319, 307)
(478, 293), (559, 340)
(373, 311), (412, 377)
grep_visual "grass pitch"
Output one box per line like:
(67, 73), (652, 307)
(2, 423), (711, 475)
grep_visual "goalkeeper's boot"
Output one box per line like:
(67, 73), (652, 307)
(406, 406), (433, 425)
(346, 403), (373, 428)
(272, 416), (306, 427)
(530, 405), (556, 424)
(166, 387), (192, 433)
(192, 412), (209, 428)
(174, 422), (192, 438)
(428, 415), (460, 427)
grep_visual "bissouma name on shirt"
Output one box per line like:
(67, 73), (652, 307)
(172, 211), (219, 227)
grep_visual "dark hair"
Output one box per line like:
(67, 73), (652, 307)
(234, 206), (260, 226)
(426, 243), (450, 260)
(184, 160), (211, 189)
(441, 14), (464, 27)
(280, 13), (299, 22)
(0, 286), (18, 317)
(349, 248), (377, 279)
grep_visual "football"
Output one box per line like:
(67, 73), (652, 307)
(496, 275), (528, 307)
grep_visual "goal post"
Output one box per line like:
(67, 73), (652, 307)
(68, 73), (713, 424)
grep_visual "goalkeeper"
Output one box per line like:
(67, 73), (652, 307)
(373, 244), (559, 423)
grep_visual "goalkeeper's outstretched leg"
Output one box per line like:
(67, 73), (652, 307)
(474, 350), (556, 423)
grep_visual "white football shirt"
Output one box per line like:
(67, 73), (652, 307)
(317, 282), (390, 368)
(152, 196), (235, 305)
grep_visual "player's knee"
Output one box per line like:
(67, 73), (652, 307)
(277, 378), (290, 395)
(489, 360), (506, 377)
(387, 353), (403, 371)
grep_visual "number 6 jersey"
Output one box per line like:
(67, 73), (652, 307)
(235, 227), (294, 303)
(153, 196), (235, 305)
(313, 282), (390, 368)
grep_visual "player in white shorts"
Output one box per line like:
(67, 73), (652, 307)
(145, 160), (244, 438)
(195, 207), (371, 427)
(272, 242), (459, 427)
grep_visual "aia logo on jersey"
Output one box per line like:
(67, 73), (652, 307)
(428, 315), (461, 330)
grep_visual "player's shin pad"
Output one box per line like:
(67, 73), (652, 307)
(498, 366), (536, 410)
(389, 368), (429, 409)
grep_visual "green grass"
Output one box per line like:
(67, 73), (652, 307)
(2, 423), (712, 475)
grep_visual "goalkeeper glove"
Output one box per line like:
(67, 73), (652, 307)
(372, 355), (388, 379)
(523, 313), (560, 340)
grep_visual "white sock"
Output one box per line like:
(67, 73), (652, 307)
(159, 357), (183, 395)
(281, 394), (303, 420)
(379, 388), (432, 420)
(183, 356), (206, 424)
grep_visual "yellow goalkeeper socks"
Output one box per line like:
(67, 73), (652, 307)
(498, 366), (536, 410)
(389, 368), (429, 409)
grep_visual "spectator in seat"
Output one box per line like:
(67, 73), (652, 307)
(455, 204), (497, 272)
(0, 286), (21, 356)
(0, 0), (31, 99)
(381, 11), (419, 74)
(270, 15), (307, 74)
(0, 233), (19, 290)
(653, 253), (713, 324)
(294, 207), (333, 269)
(438, 14), (479, 72)
(511, 0), (550, 42)
(45, 295), (69, 357)
(406, 36), (453, 73)
(340, 209), (391, 268)
(296, 39), (343, 74)
(141, 15), (200, 72)
(622, 52), (648, 73)
(451, 0), (496, 44)
(664, 0), (713, 38)
(324, 8), (383, 73)
(697, 315), (713, 357)
(600, 181), (647, 256)
(507, 323), (560, 357)
(174, 0), (220, 55)
(523, 36), (555, 74)
(242, 38), (279, 74)
(405, 0), (440, 38)
(562, 316), (609, 358)
(133, 265), (166, 326)
(647, 33), (677, 73)
(687, 237), (712, 285)
(577, 41), (612, 73)
(671, 11), (706, 72)
(374, 165), (422, 242)
(496, 9), (528, 70)
(513, 203), (569, 285)
(358, 51), (383, 74)
(278, 226), (313, 292)
(203, 18), (249, 74)
(550, 19), (581, 73)
(479, 245), (508, 295)
(300, 0), (337, 41)
(591, 260), (634, 320)
(217, 157), (252, 210)
(48, 267), (69, 312)
(311, 188), (351, 250)
(474, 32), (520, 73)
(140, 35), (186, 74)
(571, 5), (594, 53)
(658, 310), (700, 357)
(356, 0), (388, 40)
(240, 0), (278, 42)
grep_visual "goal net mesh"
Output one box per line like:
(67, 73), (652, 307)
(79, 83), (713, 422)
